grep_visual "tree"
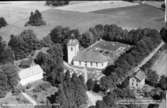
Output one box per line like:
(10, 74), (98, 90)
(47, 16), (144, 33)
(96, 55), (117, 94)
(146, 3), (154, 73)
(1, 63), (19, 89)
(100, 76), (116, 91)
(0, 17), (7, 28)
(96, 101), (108, 108)
(25, 10), (46, 26)
(160, 27), (167, 43)
(80, 32), (95, 48)
(145, 69), (159, 87)
(148, 104), (159, 108)
(0, 70), (8, 98)
(87, 79), (95, 91)
(46, 0), (69, 6)
(161, 3), (165, 10)
(0, 36), (14, 64)
(0, 63), (19, 98)
(159, 75), (167, 90)
(47, 72), (87, 108)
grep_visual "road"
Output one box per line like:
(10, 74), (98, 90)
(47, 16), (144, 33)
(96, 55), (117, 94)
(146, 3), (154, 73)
(21, 92), (37, 106)
(133, 41), (164, 72)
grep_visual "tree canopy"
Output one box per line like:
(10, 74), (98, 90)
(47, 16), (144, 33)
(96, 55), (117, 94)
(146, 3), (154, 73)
(48, 72), (87, 108)
(25, 10), (46, 26)
(8, 30), (42, 60)
(0, 36), (14, 64)
(0, 17), (7, 28)
(46, 0), (69, 6)
(160, 26), (167, 43)
(35, 43), (64, 85)
(0, 63), (19, 98)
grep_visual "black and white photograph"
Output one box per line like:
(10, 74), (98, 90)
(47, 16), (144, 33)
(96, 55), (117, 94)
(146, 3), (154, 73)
(0, 0), (166, 108)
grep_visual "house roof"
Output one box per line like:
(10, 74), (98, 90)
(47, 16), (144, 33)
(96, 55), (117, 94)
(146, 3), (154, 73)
(18, 65), (44, 79)
(134, 70), (146, 81)
(67, 39), (79, 46)
(73, 39), (130, 63)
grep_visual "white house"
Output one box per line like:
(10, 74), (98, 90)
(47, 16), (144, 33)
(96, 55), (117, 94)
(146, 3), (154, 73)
(18, 65), (44, 86)
(129, 70), (146, 90)
(67, 39), (130, 70)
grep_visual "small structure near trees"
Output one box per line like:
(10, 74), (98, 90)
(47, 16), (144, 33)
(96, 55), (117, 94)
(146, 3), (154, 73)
(128, 70), (146, 90)
(18, 65), (44, 86)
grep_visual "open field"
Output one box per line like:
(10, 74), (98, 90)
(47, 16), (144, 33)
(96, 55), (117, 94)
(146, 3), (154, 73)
(152, 50), (167, 76)
(55, 1), (138, 12)
(0, 2), (164, 42)
(93, 4), (164, 28)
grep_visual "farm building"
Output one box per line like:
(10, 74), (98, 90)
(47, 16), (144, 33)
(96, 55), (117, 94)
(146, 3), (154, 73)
(129, 70), (146, 90)
(67, 39), (130, 69)
(18, 65), (44, 86)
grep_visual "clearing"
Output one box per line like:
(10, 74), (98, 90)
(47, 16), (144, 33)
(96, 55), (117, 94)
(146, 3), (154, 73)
(152, 50), (167, 77)
(93, 4), (164, 30)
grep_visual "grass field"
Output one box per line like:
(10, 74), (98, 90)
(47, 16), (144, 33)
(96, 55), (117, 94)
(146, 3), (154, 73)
(152, 50), (167, 76)
(0, 2), (164, 42)
(93, 4), (164, 29)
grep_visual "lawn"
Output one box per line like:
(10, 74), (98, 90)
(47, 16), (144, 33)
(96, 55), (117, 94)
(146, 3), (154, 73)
(152, 50), (167, 77)
(93, 4), (164, 30)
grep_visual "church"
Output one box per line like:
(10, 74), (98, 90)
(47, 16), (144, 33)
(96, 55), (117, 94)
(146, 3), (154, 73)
(67, 39), (130, 70)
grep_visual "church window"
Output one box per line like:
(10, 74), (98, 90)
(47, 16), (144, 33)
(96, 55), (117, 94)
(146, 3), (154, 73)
(71, 47), (73, 51)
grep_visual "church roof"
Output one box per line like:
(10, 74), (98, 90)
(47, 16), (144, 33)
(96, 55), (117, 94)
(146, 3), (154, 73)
(18, 65), (44, 79)
(67, 39), (79, 46)
(73, 49), (108, 63)
(73, 39), (130, 63)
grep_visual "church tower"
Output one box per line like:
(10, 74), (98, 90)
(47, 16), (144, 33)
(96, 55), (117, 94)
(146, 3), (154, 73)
(67, 39), (79, 64)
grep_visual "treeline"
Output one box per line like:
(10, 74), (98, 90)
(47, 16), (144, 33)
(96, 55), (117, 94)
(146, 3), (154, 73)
(46, 0), (69, 6)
